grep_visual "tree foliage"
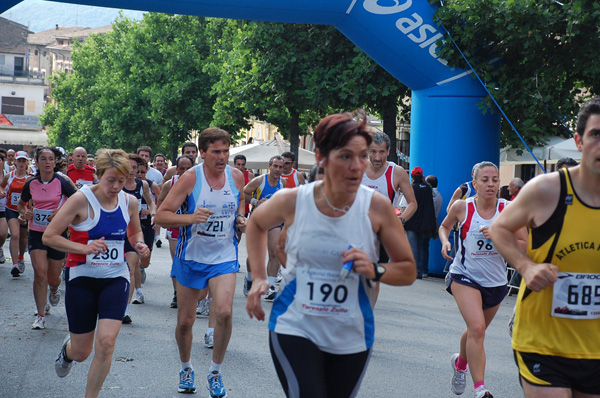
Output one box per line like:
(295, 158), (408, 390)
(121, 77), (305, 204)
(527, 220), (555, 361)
(42, 13), (217, 158)
(433, 0), (600, 148)
(43, 14), (411, 160)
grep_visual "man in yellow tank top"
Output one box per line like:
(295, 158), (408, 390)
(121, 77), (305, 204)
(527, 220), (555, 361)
(490, 97), (600, 398)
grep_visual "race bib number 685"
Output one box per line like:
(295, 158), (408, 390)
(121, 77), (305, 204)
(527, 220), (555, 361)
(552, 272), (600, 320)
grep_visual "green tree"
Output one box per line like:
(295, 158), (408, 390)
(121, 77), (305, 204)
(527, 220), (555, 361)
(433, 0), (600, 148)
(209, 21), (384, 157)
(42, 13), (217, 159)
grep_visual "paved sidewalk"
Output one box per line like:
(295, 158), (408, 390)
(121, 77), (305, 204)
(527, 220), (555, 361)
(0, 233), (524, 397)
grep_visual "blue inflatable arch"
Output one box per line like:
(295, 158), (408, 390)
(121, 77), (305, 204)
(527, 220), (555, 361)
(5, 0), (501, 273)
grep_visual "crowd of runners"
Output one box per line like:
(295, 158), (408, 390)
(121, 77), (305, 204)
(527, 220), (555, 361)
(0, 97), (598, 398)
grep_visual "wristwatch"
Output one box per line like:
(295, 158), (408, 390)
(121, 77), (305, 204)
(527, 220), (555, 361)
(400, 217), (406, 226)
(372, 262), (386, 282)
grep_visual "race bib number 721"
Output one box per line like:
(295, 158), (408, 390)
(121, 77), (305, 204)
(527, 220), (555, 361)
(552, 272), (600, 320)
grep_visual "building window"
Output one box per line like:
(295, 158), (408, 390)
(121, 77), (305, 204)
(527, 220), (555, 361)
(43, 50), (46, 57)
(14, 57), (25, 76)
(0, 55), (4, 65)
(35, 49), (39, 56)
(1, 97), (25, 115)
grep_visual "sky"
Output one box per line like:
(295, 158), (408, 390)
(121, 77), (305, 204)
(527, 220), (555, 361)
(1, 0), (145, 32)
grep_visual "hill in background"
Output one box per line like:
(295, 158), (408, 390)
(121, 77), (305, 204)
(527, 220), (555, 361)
(1, 0), (144, 32)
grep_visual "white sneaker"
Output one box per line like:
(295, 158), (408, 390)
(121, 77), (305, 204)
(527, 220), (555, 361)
(473, 385), (493, 398)
(204, 330), (214, 349)
(196, 298), (211, 317)
(508, 305), (516, 337)
(263, 285), (277, 302)
(132, 290), (144, 304)
(49, 288), (60, 307)
(55, 335), (73, 378)
(17, 259), (25, 273)
(451, 353), (467, 395)
(32, 315), (45, 330)
(45, 302), (51, 315)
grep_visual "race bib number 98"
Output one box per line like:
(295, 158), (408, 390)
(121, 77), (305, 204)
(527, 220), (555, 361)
(552, 272), (600, 320)
(296, 267), (358, 318)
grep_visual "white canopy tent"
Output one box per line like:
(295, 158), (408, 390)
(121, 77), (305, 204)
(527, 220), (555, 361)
(499, 136), (576, 165)
(228, 139), (316, 170)
(546, 137), (581, 161)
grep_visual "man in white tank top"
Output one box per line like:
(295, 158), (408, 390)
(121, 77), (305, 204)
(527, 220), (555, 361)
(362, 132), (417, 224)
(155, 128), (246, 396)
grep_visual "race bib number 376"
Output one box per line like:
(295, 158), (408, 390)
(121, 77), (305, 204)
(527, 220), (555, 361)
(552, 272), (600, 320)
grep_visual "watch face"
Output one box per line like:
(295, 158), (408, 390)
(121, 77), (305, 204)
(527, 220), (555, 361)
(377, 265), (386, 274)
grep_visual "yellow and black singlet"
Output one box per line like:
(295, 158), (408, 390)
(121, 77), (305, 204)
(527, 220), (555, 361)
(512, 168), (600, 359)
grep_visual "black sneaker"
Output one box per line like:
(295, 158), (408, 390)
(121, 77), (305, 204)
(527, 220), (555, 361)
(156, 239), (162, 248)
(122, 314), (132, 324)
(11, 265), (20, 277)
(170, 293), (178, 308)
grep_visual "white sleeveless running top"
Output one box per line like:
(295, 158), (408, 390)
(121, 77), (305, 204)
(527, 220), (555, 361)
(269, 183), (379, 354)
(449, 197), (508, 287)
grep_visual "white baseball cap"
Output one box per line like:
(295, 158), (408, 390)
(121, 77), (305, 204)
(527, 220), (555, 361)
(15, 151), (28, 160)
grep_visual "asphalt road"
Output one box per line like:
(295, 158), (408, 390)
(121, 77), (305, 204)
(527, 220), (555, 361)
(0, 233), (525, 397)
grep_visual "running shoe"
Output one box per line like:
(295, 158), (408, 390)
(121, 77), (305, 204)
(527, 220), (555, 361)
(204, 330), (214, 349)
(178, 367), (196, 394)
(45, 302), (51, 315)
(170, 292), (178, 308)
(32, 315), (45, 330)
(11, 264), (20, 277)
(17, 259), (25, 273)
(275, 269), (283, 287)
(122, 313), (132, 324)
(243, 275), (252, 297)
(451, 353), (467, 395)
(141, 269), (147, 284)
(132, 290), (145, 304)
(55, 335), (73, 378)
(0, 248), (5, 263)
(197, 298), (211, 317)
(156, 239), (162, 248)
(263, 285), (277, 302)
(207, 370), (227, 398)
(508, 305), (516, 337)
(474, 386), (493, 398)
(49, 288), (61, 307)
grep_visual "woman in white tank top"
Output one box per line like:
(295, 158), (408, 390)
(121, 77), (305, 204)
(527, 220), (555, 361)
(439, 162), (528, 398)
(245, 112), (416, 398)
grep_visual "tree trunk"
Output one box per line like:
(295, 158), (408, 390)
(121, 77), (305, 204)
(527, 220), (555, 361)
(382, 100), (398, 163)
(288, 107), (300, 163)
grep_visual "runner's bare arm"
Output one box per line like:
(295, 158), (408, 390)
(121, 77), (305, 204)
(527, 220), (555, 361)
(395, 166), (417, 220)
(489, 175), (560, 291)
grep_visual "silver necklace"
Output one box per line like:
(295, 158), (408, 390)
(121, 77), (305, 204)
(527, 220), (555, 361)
(204, 166), (224, 192)
(319, 183), (350, 213)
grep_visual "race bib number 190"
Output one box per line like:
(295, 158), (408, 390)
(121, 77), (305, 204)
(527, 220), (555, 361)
(552, 272), (600, 320)
(296, 268), (358, 318)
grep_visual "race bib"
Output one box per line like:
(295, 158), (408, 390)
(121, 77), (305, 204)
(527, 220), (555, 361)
(10, 192), (21, 206)
(465, 231), (500, 258)
(86, 240), (125, 267)
(552, 272), (600, 320)
(140, 203), (148, 219)
(194, 214), (234, 238)
(76, 179), (92, 188)
(32, 208), (53, 228)
(296, 267), (358, 318)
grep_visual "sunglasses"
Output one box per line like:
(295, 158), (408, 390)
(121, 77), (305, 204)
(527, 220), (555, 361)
(283, 161), (293, 165)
